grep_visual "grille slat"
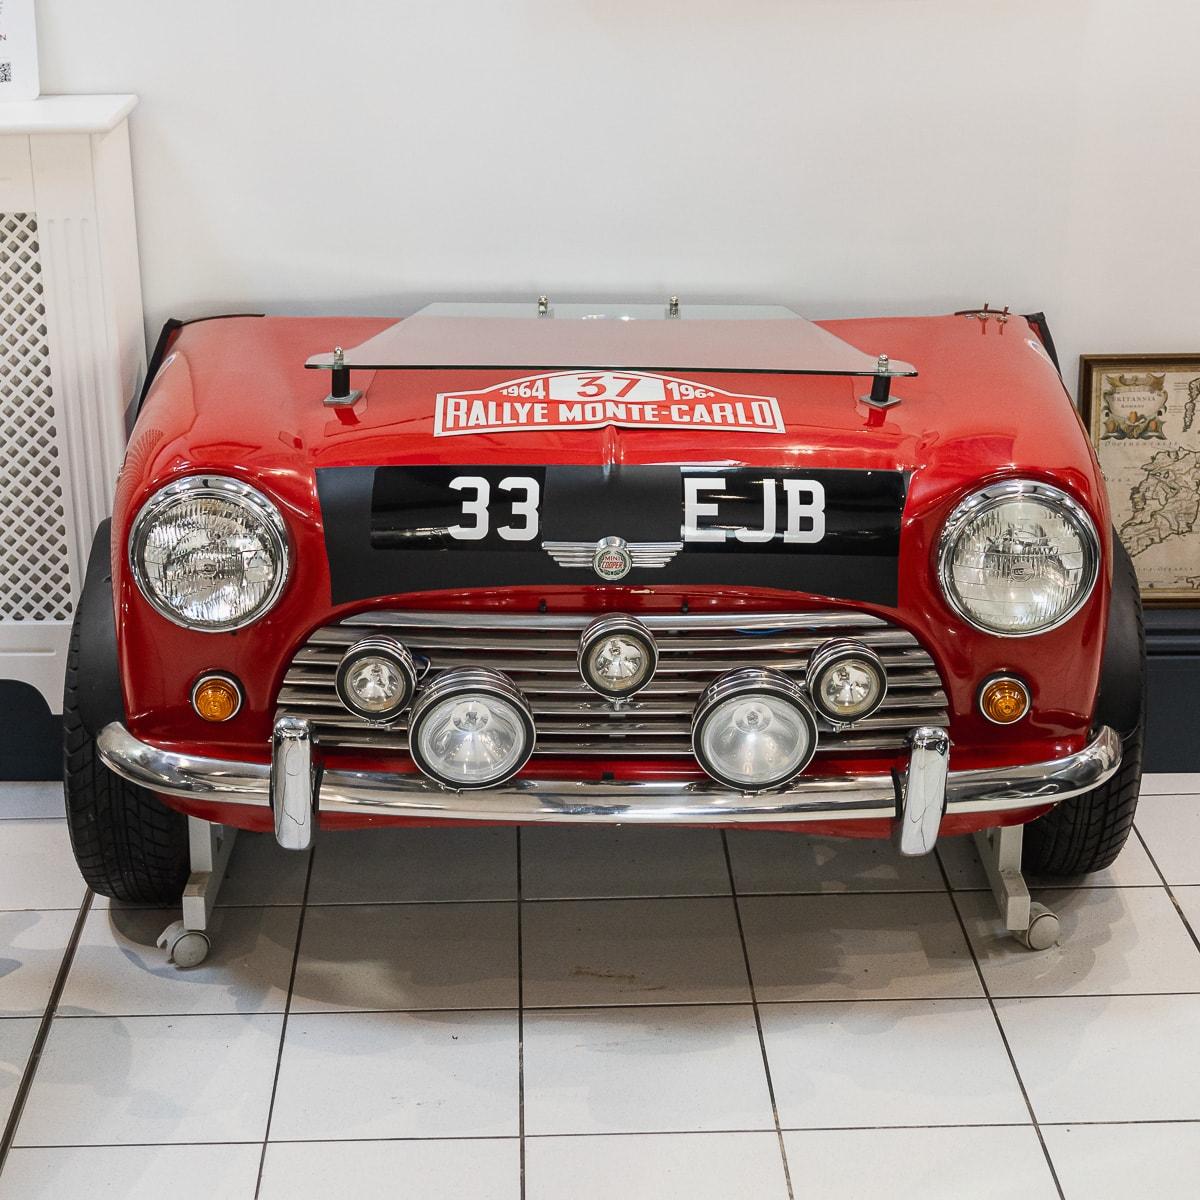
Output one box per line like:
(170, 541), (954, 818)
(277, 609), (950, 759)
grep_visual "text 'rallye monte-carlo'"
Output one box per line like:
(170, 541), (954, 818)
(66, 300), (1144, 936)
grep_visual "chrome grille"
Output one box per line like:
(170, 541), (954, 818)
(276, 610), (949, 758)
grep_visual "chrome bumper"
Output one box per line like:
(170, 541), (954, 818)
(96, 721), (1121, 855)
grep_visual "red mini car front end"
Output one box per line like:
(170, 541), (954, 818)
(82, 303), (1130, 885)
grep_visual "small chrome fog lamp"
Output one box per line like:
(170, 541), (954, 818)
(691, 668), (818, 792)
(335, 636), (418, 724)
(807, 640), (888, 725)
(578, 615), (658, 699)
(408, 668), (535, 789)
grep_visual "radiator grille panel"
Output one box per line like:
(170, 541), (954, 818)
(277, 610), (949, 759)
(0, 213), (71, 622)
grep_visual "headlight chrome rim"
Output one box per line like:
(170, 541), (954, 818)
(577, 614), (658, 699)
(937, 479), (1100, 637)
(128, 475), (290, 633)
(408, 668), (535, 790)
(335, 636), (419, 725)
(691, 667), (818, 793)
(806, 639), (888, 725)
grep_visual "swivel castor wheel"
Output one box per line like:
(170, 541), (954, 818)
(1015, 902), (1060, 952)
(157, 920), (212, 968)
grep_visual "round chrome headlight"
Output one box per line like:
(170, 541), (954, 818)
(938, 481), (1100, 636)
(692, 668), (818, 793)
(408, 668), (535, 789)
(578, 615), (657, 699)
(336, 637), (418, 724)
(129, 476), (289, 632)
(807, 640), (887, 724)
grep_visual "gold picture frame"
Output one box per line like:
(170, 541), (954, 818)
(1080, 353), (1200, 607)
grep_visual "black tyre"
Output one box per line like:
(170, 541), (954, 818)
(1022, 535), (1145, 877)
(63, 608), (189, 903)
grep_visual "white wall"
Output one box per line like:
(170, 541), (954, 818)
(35, 1), (1200, 398)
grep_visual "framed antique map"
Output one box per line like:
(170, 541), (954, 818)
(1081, 354), (1200, 606)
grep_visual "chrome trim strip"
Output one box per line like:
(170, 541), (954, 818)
(98, 723), (1120, 827)
(342, 610), (890, 631)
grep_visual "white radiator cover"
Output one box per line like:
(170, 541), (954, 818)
(0, 96), (144, 713)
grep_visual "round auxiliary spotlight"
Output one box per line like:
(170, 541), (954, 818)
(578, 615), (658, 699)
(806, 639), (888, 725)
(335, 636), (419, 724)
(408, 668), (535, 790)
(691, 668), (818, 793)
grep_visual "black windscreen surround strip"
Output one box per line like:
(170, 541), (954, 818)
(317, 465), (907, 605)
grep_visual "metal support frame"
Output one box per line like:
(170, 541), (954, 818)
(156, 817), (237, 967)
(973, 824), (1061, 950)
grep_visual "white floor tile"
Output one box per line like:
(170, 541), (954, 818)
(269, 1009), (518, 1140)
(522, 897), (749, 1007)
(523, 1004), (773, 1135)
(2, 1143), (264, 1199)
(1, 1017), (39, 1130)
(306, 827), (517, 904)
(1043, 1121), (1200, 1200)
(259, 1137), (520, 1200)
(0, 820), (86, 910)
(0, 782), (64, 821)
(1136, 795), (1200, 884)
(526, 1132), (789, 1200)
(1174, 885), (1200, 936)
(0, 909), (79, 1017)
(290, 902), (518, 1013)
(956, 886), (1200, 997)
(58, 905), (300, 1017)
(760, 999), (1029, 1129)
(782, 1126), (1058, 1199)
(217, 833), (311, 906)
(520, 826), (730, 899)
(727, 831), (946, 894)
(938, 828), (1160, 890)
(740, 892), (982, 1001)
(15, 1014), (282, 1145)
(997, 994), (1200, 1122)
(1140, 772), (1200, 796)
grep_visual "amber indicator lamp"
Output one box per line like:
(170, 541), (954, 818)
(979, 676), (1030, 725)
(191, 674), (243, 722)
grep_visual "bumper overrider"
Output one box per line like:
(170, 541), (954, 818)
(96, 720), (1121, 857)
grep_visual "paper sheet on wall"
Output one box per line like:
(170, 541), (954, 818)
(0, 0), (40, 101)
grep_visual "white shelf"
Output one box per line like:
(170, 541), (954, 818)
(0, 94), (137, 134)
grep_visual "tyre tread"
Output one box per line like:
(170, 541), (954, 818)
(1023, 541), (1146, 877)
(62, 612), (188, 903)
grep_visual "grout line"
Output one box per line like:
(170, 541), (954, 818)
(0, 888), (94, 1172)
(277, 879), (1164, 908)
(253, 847), (316, 1199)
(1133, 827), (1200, 958)
(37, 983), (1200, 1023)
(516, 829), (526, 1200)
(14, 1117), (1200, 1153)
(721, 832), (795, 1200)
(936, 854), (1066, 1200)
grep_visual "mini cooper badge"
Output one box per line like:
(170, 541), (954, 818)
(543, 537), (683, 579)
(592, 537), (633, 581)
